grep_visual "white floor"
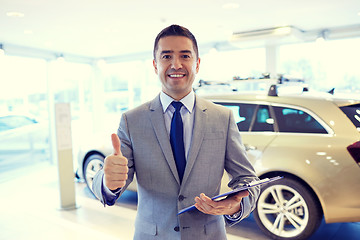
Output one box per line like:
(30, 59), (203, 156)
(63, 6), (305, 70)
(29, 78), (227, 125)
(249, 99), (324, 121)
(1, 162), (359, 240)
(0, 163), (259, 240)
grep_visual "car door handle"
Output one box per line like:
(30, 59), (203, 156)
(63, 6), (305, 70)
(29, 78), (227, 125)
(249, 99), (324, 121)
(244, 144), (257, 151)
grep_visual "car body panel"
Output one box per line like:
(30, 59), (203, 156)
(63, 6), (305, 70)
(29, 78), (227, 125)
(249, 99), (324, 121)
(255, 133), (360, 223)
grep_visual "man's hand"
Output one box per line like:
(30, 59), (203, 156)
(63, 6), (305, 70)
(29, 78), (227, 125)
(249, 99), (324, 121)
(103, 133), (129, 190)
(194, 190), (249, 215)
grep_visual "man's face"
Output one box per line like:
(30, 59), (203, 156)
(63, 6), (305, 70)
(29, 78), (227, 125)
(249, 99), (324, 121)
(153, 36), (200, 100)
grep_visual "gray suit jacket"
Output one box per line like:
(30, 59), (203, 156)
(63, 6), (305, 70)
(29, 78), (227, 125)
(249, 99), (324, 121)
(93, 94), (259, 240)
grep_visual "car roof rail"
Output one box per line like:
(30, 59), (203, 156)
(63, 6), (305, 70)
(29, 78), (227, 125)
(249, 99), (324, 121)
(196, 74), (308, 96)
(268, 84), (278, 96)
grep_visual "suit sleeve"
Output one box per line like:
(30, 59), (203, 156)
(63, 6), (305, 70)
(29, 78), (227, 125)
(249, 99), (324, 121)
(224, 109), (260, 225)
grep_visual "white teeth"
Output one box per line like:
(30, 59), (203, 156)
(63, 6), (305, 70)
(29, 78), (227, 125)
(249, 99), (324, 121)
(169, 74), (184, 78)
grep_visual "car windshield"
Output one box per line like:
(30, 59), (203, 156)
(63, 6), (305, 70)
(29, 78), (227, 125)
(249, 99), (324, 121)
(340, 104), (360, 131)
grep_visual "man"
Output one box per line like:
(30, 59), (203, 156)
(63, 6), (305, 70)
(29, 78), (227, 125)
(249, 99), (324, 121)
(93, 24), (260, 240)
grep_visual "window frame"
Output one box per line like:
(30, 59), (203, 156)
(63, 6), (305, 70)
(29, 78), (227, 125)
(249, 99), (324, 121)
(249, 104), (275, 132)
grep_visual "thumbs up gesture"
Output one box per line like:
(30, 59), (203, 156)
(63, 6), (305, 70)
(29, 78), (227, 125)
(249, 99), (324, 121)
(103, 133), (129, 190)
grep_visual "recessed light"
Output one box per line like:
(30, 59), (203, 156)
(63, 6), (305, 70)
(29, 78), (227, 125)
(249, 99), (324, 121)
(6, 11), (25, 17)
(24, 30), (33, 35)
(44, 41), (53, 47)
(222, 3), (239, 9)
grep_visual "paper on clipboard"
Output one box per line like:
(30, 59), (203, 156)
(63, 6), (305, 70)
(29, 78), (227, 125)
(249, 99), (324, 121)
(177, 176), (283, 215)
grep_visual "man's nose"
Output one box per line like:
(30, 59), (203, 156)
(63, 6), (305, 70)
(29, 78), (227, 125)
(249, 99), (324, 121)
(171, 57), (182, 69)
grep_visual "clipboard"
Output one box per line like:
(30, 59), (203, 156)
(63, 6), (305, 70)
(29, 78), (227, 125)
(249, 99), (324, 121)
(177, 176), (283, 215)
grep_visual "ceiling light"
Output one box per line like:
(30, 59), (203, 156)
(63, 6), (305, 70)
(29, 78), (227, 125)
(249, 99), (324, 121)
(6, 11), (25, 17)
(316, 36), (325, 44)
(222, 3), (239, 9)
(24, 30), (33, 35)
(96, 59), (107, 69)
(208, 47), (218, 55)
(273, 26), (292, 35)
(56, 54), (65, 62)
(44, 41), (53, 47)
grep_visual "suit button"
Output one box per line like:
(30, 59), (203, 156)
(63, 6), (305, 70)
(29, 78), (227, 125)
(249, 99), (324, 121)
(178, 195), (185, 201)
(174, 226), (180, 232)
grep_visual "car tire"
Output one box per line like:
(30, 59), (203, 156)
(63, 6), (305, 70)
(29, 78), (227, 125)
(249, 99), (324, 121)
(83, 154), (104, 193)
(253, 177), (323, 240)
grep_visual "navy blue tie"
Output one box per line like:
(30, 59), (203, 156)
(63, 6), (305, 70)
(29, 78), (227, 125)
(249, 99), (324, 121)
(170, 101), (186, 183)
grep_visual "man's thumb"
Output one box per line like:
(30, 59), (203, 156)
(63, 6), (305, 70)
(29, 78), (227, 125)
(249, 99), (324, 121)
(111, 133), (122, 156)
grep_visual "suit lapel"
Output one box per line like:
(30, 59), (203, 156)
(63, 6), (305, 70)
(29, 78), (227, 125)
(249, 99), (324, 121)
(148, 95), (181, 184)
(182, 96), (207, 185)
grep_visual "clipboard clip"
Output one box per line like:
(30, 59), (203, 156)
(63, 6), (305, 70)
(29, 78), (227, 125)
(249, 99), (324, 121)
(248, 177), (278, 187)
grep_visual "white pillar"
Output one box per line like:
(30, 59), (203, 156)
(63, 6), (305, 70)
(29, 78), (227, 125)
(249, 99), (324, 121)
(46, 60), (56, 165)
(55, 103), (77, 210)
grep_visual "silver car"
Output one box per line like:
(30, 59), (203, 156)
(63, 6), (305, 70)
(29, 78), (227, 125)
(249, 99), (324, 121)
(77, 85), (360, 240)
(0, 114), (48, 153)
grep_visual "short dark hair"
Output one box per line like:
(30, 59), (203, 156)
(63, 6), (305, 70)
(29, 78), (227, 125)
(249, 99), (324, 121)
(153, 24), (199, 60)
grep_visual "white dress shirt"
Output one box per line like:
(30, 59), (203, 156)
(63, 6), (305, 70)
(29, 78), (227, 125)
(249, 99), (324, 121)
(160, 90), (195, 160)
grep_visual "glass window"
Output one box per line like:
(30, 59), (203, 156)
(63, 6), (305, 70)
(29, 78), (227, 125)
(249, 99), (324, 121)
(0, 55), (50, 173)
(273, 106), (327, 134)
(278, 38), (360, 95)
(103, 60), (159, 113)
(217, 103), (257, 132)
(340, 104), (360, 130)
(237, 104), (257, 131)
(198, 48), (265, 83)
(252, 105), (274, 132)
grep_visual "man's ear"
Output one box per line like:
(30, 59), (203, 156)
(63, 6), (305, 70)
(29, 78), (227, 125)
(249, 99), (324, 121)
(196, 57), (201, 74)
(153, 59), (158, 74)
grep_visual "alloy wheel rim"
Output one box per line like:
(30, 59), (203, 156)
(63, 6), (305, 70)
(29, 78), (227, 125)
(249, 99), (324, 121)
(85, 159), (103, 187)
(257, 184), (309, 238)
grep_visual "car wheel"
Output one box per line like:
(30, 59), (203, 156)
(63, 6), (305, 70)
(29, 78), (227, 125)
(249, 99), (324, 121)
(83, 154), (104, 192)
(254, 177), (323, 240)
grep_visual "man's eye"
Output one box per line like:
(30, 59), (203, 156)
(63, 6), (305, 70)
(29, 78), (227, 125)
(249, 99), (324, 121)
(182, 55), (190, 59)
(162, 55), (171, 59)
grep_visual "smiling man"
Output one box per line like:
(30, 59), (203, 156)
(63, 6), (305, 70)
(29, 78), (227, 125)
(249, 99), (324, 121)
(92, 24), (260, 240)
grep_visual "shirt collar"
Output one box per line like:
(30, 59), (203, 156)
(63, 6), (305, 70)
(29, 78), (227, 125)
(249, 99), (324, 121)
(160, 91), (195, 113)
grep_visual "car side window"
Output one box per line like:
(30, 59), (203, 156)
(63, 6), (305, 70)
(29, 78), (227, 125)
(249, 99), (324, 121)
(340, 104), (360, 130)
(273, 106), (327, 134)
(251, 105), (274, 132)
(217, 103), (256, 131)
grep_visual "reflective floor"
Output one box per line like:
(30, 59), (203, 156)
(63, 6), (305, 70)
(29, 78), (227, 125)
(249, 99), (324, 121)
(1, 162), (359, 240)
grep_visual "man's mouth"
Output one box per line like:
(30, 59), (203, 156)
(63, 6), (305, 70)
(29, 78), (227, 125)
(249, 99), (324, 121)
(168, 74), (185, 78)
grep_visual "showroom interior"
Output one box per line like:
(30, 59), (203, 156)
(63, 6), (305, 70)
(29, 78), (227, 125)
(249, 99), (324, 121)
(1, 0), (360, 239)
